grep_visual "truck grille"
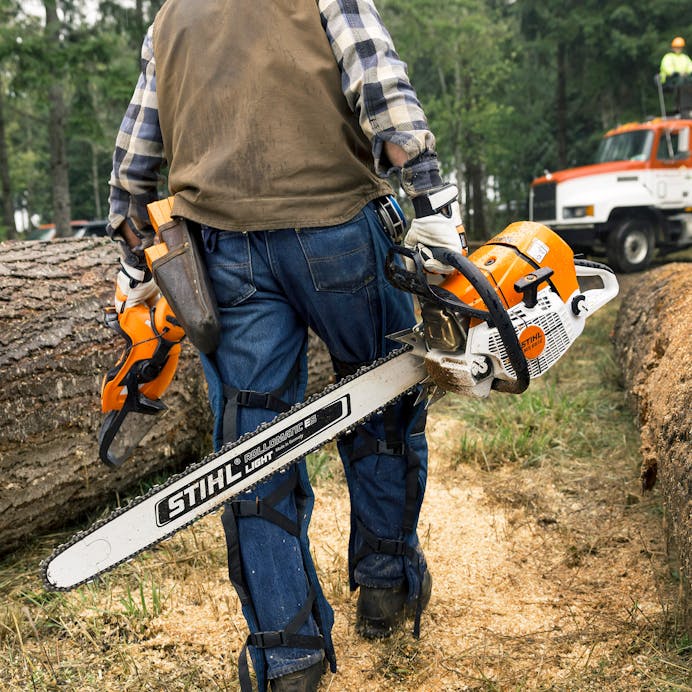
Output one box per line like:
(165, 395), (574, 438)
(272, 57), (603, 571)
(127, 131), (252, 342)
(531, 181), (556, 221)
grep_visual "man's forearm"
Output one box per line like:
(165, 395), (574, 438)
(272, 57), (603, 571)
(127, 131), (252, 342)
(383, 142), (409, 168)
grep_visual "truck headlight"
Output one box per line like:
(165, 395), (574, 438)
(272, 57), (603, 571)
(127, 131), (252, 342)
(563, 205), (594, 219)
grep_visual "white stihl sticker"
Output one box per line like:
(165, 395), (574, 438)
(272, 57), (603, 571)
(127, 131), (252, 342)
(154, 396), (350, 526)
(527, 238), (549, 263)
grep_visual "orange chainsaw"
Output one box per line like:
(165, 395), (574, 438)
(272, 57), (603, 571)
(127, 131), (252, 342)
(98, 297), (185, 467)
(44, 219), (618, 590)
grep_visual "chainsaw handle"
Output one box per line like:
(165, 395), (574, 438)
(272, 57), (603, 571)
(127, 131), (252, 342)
(430, 247), (530, 394)
(384, 245), (491, 320)
(574, 259), (620, 315)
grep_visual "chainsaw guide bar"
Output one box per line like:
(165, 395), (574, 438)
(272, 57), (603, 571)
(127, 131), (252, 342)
(41, 344), (427, 592)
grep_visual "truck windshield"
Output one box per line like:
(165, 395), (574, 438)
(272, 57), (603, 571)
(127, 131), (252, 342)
(595, 130), (653, 163)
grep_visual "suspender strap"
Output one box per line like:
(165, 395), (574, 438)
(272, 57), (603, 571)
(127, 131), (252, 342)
(229, 470), (301, 538)
(222, 470), (301, 600)
(238, 586), (325, 692)
(222, 355), (300, 442)
(400, 392), (427, 534)
(401, 446), (420, 534)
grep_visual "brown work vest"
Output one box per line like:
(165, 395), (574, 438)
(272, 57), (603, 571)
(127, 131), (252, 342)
(152, 0), (391, 231)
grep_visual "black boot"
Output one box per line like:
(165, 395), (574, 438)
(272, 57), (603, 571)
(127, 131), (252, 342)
(270, 659), (324, 692)
(356, 570), (432, 639)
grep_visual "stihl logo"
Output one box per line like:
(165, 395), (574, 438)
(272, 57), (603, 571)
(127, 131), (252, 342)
(519, 325), (546, 360)
(154, 395), (351, 526)
(162, 460), (247, 523)
(157, 448), (284, 526)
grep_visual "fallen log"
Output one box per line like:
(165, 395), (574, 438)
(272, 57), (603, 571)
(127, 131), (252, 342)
(0, 238), (213, 555)
(0, 237), (334, 557)
(613, 262), (691, 631)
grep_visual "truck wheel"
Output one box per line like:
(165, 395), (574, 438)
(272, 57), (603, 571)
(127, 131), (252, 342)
(606, 218), (655, 273)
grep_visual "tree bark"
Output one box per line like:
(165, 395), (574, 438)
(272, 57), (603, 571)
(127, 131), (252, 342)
(468, 159), (487, 238)
(613, 264), (691, 633)
(0, 238), (212, 555)
(0, 238), (334, 556)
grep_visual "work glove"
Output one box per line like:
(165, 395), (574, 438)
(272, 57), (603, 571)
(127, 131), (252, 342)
(114, 257), (159, 313)
(404, 184), (465, 275)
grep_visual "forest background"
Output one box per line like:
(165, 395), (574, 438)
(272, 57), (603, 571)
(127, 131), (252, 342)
(0, 0), (691, 241)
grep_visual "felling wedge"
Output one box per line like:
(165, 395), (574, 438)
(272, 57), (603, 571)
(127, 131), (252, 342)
(41, 220), (619, 592)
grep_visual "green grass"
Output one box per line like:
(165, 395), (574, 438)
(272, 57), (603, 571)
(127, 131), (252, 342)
(306, 442), (340, 482)
(435, 301), (639, 472)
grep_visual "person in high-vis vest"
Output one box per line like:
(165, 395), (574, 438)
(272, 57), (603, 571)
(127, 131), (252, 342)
(660, 36), (692, 84)
(106, 2), (463, 691)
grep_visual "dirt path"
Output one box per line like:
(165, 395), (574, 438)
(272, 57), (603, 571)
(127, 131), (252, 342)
(117, 406), (679, 692)
(307, 416), (676, 691)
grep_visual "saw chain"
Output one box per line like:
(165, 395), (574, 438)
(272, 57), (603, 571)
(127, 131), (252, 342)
(41, 342), (429, 592)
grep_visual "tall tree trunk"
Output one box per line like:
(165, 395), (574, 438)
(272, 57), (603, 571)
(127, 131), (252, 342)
(464, 173), (472, 232)
(469, 159), (486, 238)
(556, 42), (568, 169)
(44, 0), (72, 238)
(0, 85), (17, 239)
(91, 141), (102, 219)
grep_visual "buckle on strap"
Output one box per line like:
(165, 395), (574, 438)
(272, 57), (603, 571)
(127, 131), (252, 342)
(247, 630), (325, 650)
(356, 518), (414, 559)
(375, 440), (406, 456)
(236, 390), (290, 413)
(232, 497), (263, 517)
(372, 536), (409, 557)
(248, 630), (287, 649)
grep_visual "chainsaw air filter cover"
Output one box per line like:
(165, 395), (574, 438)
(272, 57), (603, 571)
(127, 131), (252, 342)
(440, 221), (579, 314)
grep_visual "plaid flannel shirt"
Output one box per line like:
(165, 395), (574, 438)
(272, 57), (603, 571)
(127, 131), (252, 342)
(108, 0), (437, 235)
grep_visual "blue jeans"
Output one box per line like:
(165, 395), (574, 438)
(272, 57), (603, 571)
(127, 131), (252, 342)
(198, 202), (429, 687)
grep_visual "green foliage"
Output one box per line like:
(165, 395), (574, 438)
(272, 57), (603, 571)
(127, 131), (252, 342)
(0, 0), (690, 234)
(307, 444), (340, 482)
(0, 0), (158, 229)
(119, 577), (163, 620)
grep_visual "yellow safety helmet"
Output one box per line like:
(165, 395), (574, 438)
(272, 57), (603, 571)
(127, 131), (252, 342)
(671, 36), (685, 49)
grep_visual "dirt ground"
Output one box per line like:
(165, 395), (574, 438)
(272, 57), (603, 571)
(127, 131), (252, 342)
(105, 404), (684, 691)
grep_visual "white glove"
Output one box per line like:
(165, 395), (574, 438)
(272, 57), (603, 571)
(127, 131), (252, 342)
(404, 185), (464, 274)
(114, 258), (159, 313)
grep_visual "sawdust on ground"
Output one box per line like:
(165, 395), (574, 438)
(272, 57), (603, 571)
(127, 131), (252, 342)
(111, 401), (680, 692)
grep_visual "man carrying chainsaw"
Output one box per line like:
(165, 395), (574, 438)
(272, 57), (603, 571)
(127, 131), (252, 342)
(106, 1), (463, 690)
